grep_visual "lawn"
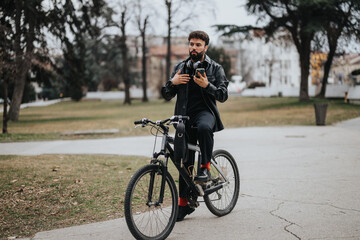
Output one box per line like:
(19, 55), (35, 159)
(1, 96), (359, 142)
(0, 154), (179, 239)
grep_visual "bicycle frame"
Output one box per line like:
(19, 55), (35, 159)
(147, 129), (230, 207)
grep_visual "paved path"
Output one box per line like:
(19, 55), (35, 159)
(2, 119), (360, 240)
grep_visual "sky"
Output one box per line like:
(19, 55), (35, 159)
(147, 0), (259, 43)
(107, 0), (258, 42)
(193, 0), (258, 43)
(47, 0), (258, 52)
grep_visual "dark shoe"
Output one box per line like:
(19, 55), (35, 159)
(176, 205), (195, 222)
(194, 168), (210, 182)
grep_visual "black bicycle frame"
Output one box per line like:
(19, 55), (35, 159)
(146, 124), (230, 206)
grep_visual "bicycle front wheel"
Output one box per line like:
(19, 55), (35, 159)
(124, 164), (178, 240)
(204, 150), (240, 217)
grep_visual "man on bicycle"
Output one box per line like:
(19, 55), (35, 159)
(162, 30), (229, 221)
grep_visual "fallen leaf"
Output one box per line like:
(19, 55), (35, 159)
(52, 166), (60, 171)
(74, 179), (83, 184)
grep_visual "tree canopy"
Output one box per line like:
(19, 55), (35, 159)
(216, 0), (360, 101)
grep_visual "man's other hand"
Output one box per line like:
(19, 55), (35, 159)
(171, 69), (190, 85)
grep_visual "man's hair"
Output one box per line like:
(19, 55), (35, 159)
(188, 31), (209, 46)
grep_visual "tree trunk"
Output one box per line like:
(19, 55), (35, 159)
(9, 0), (24, 121)
(268, 62), (273, 86)
(9, 0), (35, 121)
(319, 47), (336, 98)
(319, 29), (340, 98)
(297, 33), (312, 102)
(121, 37), (131, 105)
(165, 0), (172, 96)
(141, 29), (148, 102)
(8, 72), (27, 121)
(120, 10), (131, 105)
(2, 79), (9, 134)
(299, 51), (310, 102)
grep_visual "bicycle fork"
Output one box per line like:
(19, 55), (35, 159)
(146, 135), (170, 207)
(146, 162), (167, 207)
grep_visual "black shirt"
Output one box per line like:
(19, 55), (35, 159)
(187, 69), (208, 117)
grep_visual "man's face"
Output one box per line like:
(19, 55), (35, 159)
(188, 38), (208, 62)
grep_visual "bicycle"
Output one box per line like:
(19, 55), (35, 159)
(124, 115), (240, 240)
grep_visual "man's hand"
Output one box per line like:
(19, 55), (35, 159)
(171, 69), (190, 85)
(194, 72), (209, 88)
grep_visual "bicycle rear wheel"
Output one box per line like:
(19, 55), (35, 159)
(124, 164), (178, 240)
(204, 150), (240, 217)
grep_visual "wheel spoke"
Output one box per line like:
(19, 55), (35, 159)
(125, 165), (177, 239)
(205, 151), (240, 216)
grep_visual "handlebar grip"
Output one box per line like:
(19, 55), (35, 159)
(134, 120), (143, 125)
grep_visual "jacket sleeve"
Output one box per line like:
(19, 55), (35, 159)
(204, 65), (229, 103)
(161, 64), (181, 101)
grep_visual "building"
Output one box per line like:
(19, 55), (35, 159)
(125, 35), (188, 97)
(218, 30), (301, 88)
(330, 54), (360, 85)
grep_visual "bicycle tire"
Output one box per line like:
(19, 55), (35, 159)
(204, 149), (240, 217)
(124, 164), (178, 240)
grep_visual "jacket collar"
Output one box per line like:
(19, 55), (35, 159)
(204, 54), (211, 65)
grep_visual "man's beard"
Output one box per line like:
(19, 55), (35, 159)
(189, 50), (205, 62)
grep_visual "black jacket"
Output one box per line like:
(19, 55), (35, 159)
(161, 55), (229, 132)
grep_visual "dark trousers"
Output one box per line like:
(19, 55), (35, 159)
(179, 110), (215, 198)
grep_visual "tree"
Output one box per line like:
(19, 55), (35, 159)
(163, 0), (209, 87)
(317, 0), (360, 98)
(0, 39), (15, 134)
(216, 1), (328, 101)
(118, 2), (132, 105)
(0, 2), (15, 133)
(49, 0), (107, 101)
(134, 0), (152, 102)
(3, 0), (48, 121)
(0, 0), (107, 122)
(206, 45), (232, 79)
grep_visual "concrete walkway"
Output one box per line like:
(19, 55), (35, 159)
(1, 118), (360, 240)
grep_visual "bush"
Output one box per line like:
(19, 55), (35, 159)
(70, 85), (83, 101)
(22, 83), (36, 103)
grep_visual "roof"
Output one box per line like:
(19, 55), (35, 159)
(149, 45), (188, 57)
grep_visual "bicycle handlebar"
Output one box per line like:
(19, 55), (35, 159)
(170, 115), (190, 122)
(134, 115), (190, 127)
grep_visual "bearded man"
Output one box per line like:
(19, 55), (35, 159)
(161, 30), (229, 221)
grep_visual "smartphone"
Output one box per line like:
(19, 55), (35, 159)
(195, 68), (205, 77)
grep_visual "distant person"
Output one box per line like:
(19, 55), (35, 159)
(161, 30), (229, 221)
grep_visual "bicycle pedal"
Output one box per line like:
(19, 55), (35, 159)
(203, 182), (214, 189)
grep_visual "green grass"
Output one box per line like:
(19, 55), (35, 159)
(219, 97), (360, 127)
(1, 97), (359, 142)
(0, 154), (179, 239)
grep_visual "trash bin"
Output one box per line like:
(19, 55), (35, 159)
(313, 102), (328, 126)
